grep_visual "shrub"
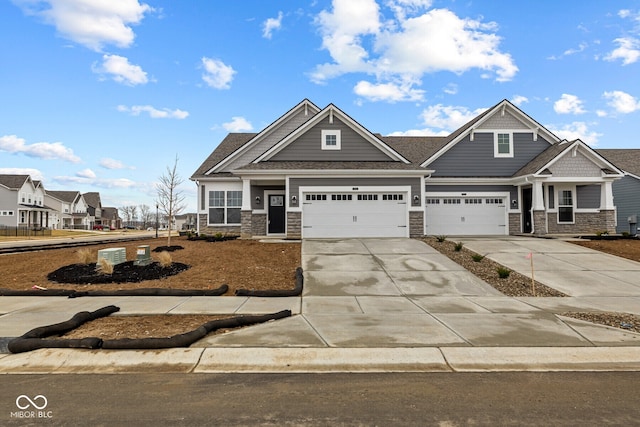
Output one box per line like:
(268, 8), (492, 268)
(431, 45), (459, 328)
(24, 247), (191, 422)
(435, 235), (448, 243)
(157, 251), (172, 267)
(497, 267), (511, 279)
(77, 248), (93, 265)
(454, 242), (464, 251)
(595, 230), (609, 237)
(96, 258), (114, 275)
(471, 254), (484, 262)
(622, 231), (630, 237)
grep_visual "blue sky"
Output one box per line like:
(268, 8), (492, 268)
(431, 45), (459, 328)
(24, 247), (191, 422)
(1, 1), (639, 213)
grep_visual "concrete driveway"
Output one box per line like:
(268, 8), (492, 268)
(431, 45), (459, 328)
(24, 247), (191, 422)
(197, 237), (640, 348)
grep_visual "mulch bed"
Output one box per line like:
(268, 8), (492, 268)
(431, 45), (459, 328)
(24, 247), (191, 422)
(47, 261), (190, 284)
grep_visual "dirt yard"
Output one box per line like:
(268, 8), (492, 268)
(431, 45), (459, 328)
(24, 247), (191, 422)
(570, 238), (640, 263)
(1, 236), (301, 293)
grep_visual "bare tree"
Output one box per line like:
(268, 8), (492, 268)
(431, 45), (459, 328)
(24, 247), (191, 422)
(119, 206), (133, 227)
(139, 204), (152, 229)
(156, 155), (186, 246)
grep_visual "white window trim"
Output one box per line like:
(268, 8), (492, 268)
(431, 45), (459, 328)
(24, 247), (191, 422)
(493, 131), (514, 158)
(556, 186), (575, 224)
(208, 189), (243, 226)
(321, 129), (341, 150)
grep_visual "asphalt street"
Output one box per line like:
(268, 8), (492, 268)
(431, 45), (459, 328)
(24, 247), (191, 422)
(3, 372), (639, 426)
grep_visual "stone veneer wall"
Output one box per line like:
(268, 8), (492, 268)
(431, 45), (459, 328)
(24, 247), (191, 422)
(240, 211), (252, 239)
(287, 212), (301, 239)
(409, 211), (424, 238)
(251, 213), (267, 236)
(508, 213), (521, 235)
(533, 210), (547, 235)
(198, 214), (241, 236)
(546, 210), (616, 234)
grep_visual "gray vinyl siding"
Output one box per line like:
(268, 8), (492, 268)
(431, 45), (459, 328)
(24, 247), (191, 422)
(612, 175), (640, 233)
(576, 185), (601, 209)
(250, 185), (286, 210)
(270, 116), (393, 162)
(428, 133), (551, 177)
(289, 177), (421, 208)
(425, 184), (517, 204)
(222, 108), (316, 172)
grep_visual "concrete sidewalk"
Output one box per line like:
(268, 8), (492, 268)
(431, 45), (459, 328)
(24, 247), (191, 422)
(1, 237), (639, 373)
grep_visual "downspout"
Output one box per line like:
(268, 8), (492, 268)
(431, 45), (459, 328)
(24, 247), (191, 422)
(194, 179), (200, 236)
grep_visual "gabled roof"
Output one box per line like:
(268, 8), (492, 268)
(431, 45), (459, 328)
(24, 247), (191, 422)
(254, 103), (410, 164)
(203, 99), (321, 176)
(421, 99), (560, 167)
(597, 149), (640, 178)
(83, 192), (101, 208)
(46, 190), (81, 203)
(513, 140), (624, 178)
(101, 207), (121, 220)
(0, 174), (30, 190)
(191, 133), (256, 179)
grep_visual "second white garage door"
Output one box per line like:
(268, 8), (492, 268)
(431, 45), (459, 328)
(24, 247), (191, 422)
(302, 192), (408, 238)
(425, 195), (508, 236)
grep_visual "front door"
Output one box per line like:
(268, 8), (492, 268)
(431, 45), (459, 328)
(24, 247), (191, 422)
(522, 188), (532, 233)
(268, 194), (285, 234)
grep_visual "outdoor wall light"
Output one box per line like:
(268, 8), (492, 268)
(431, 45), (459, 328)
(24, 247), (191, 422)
(291, 195), (297, 203)
(255, 196), (261, 204)
(512, 200), (517, 206)
(413, 195), (420, 203)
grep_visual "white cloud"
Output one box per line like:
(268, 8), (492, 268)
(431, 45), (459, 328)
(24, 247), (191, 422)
(117, 105), (189, 119)
(201, 57), (236, 89)
(353, 80), (424, 102)
(53, 175), (137, 189)
(603, 90), (640, 113)
(222, 117), (253, 132)
(443, 83), (458, 95)
(15, 0), (152, 51)
(546, 122), (602, 146)
(93, 54), (148, 85)
(605, 37), (640, 65)
(262, 11), (283, 39)
(387, 128), (449, 136)
(100, 158), (134, 170)
(596, 110), (608, 117)
(0, 168), (44, 180)
(76, 168), (96, 179)
(511, 95), (529, 106)
(311, 1), (517, 98)
(420, 104), (487, 131)
(553, 94), (586, 114)
(0, 134), (81, 163)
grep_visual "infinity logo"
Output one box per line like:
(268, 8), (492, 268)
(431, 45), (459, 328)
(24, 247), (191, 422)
(16, 395), (48, 410)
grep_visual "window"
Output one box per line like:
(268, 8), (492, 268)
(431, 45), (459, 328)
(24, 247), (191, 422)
(465, 198), (483, 204)
(443, 198), (461, 204)
(558, 189), (574, 223)
(426, 198), (440, 204)
(321, 129), (341, 150)
(331, 194), (352, 201)
(485, 198), (504, 205)
(494, 132), (513, 157)
(208, 190), (242, 225)
(305, 194), (327, 201)
(383, 194), (404, 201)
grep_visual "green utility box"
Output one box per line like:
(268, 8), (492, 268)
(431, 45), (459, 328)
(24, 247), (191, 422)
(97, 247), (126, 265)
(134, 245), (152, 266)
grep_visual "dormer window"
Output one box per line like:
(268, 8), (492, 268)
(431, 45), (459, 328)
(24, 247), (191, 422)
(321, 129), (341, 150)
(494, 132), (513, 158)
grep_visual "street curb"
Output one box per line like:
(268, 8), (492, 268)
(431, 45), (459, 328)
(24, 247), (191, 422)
(0, 347), (639, 374)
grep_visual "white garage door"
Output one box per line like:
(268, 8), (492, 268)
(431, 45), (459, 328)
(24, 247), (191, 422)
(425, 196), (507, 236)
(302, 192), (408, 238)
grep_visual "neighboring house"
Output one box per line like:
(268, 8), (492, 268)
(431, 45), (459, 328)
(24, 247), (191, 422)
(174, 213), (197, 231)
(191, 99), (623, 239)
(0, 174), (52, 228)
(596, 149), (640, 234)
(101, 207), (122, 230)
(83, 192), (103, 229)
(45, 191), (90, 230)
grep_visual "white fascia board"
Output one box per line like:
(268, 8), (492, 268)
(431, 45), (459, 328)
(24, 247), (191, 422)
(236, 169), (433, 178)
(426, 177), (515, 185)
(254, 104), (410, 164)
(207, 100), (321, 175)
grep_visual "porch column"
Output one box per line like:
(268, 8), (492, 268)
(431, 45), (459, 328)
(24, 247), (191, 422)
(600, 181), (615, 210)
(241, 178), (252, 210)
(532, 180), (545, 210)
(531, 180), (547, 235)
(240, 178), (252, 239)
